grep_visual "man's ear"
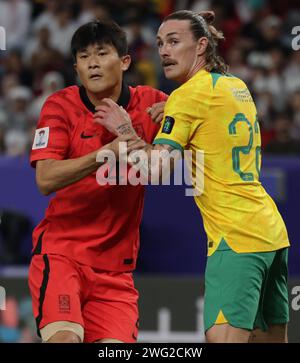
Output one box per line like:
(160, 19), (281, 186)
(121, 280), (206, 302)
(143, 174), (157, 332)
(121, 55), (132, 71)
(197, 37), (209, 56)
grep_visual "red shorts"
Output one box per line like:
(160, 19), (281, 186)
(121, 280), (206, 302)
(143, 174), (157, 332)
(28, 254), (139, 343)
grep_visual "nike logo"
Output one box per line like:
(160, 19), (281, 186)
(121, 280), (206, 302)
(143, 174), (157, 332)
(81, 132), (97, 139)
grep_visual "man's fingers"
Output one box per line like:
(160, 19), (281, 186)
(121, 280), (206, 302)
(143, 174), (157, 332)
(119, 134), (137, 142)
(147, 102), (166, 123)
(127, 141), (147, 154)
(126, 136), (146, 151)
(94, 117), (105, 125)
(94, 104), (110, 112)
(152, 110), (164, 124)
(127, 137), (146, 148)
(93, 110), (106, 119)
(102, 98), (119, 108)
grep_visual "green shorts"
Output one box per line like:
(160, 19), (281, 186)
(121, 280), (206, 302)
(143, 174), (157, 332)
(204, 239), (289, 332)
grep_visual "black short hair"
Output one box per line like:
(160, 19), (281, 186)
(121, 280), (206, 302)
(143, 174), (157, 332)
(71, 20), (128, 61)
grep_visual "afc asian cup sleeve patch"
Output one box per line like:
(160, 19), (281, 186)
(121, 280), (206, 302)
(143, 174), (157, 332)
(162, 116), (175, 134)
(32, 127), (50, 150)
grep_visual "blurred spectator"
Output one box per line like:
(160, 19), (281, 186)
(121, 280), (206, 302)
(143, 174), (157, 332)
(0, 297), (21, 342)
(284, 51), (300, 96)
(123, 13), (158, 87)
(251, 47), (286, 111)
(28, 30), (66, 94)
(31, 0), (59, 34)
(3, 50), (32, 88)
(77, 0), (110, 25)
(257, 15), (284, 51)
(265, 113), (300, 154)
(49, 4), (78, 57)
(5, 86), (32, 131)
(124, 13), (157, 57)
(235, 0), (267, 24)
(153, 0), (176, 20)
(0, 0), (299, 156)
(239, 4), (271, 53)
(0, 109), (7, 131)
(0, 296), (36, 343)
(2, 86), (32, 155)
(289, 90), (300, 140)
(0, 74), (20, 103)
(0, 0), (32, 50)
(29, 71), (65, 124)
(4, 130), (29, 156)
(254, 89), (274, 128)
(24, 27), (54, 65)
(227, 47), (252, 82)
(188, 0), (213, 13)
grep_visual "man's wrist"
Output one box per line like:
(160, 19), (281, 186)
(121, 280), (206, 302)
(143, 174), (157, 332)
(116, 123), (135, 136)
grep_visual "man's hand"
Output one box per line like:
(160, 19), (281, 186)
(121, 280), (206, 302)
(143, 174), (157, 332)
(93, 98), (136, 137)
(146, 101), (166, 124)
(105, 134), (146, 157)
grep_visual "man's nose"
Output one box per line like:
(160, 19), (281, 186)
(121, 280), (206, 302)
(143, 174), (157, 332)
(159, 44), (170, 58)
(88, 55), (99, 68)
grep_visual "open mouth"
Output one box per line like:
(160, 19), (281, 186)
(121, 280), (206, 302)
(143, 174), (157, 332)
(90, 74), (103, 80)
(162, 60), (177, 68)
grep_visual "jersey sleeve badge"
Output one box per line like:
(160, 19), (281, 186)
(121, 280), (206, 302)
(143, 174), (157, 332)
(32, 127), (50, 150)
(162, 116), (175, 134)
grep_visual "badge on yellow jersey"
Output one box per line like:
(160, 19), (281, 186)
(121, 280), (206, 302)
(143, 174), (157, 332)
(162, 116), (175, 134)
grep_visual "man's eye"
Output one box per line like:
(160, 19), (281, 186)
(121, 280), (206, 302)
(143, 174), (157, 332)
(170, 40), (179, 45)
(80, 55), (88, 59)
(99, 52), (107, 56)
(157, 42), (163, 48)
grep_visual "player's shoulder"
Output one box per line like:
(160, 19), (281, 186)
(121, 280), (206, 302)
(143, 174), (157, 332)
(210, 73), (253, 103)
(210, 72), (248, 90)
(165, 71), (214, 113)
(170, 70), (212, 99)
(130, 85), (168, 102)
(167, 78), (203, 106)
(44, 85), (79, 106)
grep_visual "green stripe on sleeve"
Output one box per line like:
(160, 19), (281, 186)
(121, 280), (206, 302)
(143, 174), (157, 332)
(153, 138), (184, 152)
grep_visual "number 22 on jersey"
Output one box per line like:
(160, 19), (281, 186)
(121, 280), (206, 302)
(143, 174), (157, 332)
(229, 113), (261, 182)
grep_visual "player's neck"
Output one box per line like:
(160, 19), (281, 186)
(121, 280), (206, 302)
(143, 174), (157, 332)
(86, 82), (122, 106)
(184, 58), (206, 83)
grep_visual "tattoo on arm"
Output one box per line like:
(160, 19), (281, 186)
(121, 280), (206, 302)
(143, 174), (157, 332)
(116, 124), (135, 135)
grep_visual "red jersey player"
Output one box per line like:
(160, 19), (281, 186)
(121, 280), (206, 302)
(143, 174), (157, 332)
(29, 20), (167, 343)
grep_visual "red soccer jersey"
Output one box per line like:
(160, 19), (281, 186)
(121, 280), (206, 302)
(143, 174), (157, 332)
(30, 83), (167, 271)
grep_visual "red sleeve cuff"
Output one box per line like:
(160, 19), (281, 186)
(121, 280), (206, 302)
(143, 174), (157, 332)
(30, 152), (64, 168)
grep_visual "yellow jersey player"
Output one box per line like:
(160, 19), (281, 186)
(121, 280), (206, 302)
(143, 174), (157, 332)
(94, 10), (290, 343)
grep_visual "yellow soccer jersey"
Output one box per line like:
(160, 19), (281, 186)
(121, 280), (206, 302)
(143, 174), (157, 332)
(154, 69), (289, 255)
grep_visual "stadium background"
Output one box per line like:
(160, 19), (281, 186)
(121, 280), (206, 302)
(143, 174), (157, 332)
(0, 0), (299, 342)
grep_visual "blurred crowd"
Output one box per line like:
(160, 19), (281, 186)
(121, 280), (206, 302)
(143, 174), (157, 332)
(0, 0), (300, 156)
